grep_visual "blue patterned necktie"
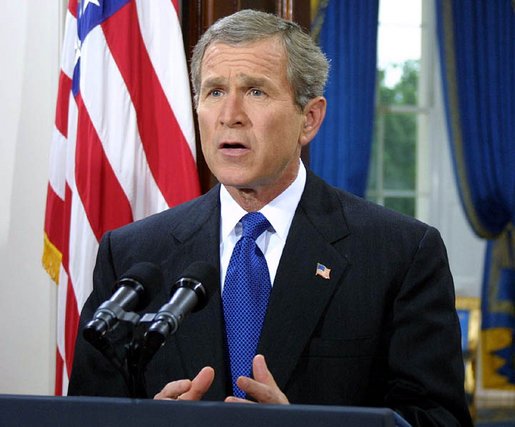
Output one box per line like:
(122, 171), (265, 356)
(223, 212), (272, 398)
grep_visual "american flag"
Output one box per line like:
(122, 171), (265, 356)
(42, 0), (200, 395)
(316, 263), (331, 280)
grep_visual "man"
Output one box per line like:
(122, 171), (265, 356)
(69, 9), (472, 426)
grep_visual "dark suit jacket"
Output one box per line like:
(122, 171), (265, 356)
(69, 171), (472, 426)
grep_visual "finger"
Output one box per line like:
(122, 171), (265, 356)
(236, 356), (289, 404)
(224, 396), (255, 404)
(252, 354), (277, 386)
(235, 376), (279, 404)
(178, 366), (215, 401)
(154, 379), (192, 400)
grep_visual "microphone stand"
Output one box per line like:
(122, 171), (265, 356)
(86, 312), (164, 398)
(84, 309), (150, 398)
(125, 323), (152, 399)
(85, 332), (133, 396)
(126, 313), (168, 398)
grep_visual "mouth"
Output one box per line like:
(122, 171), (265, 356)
(219, 141), (247, 150)
(218, 141), (250, 157)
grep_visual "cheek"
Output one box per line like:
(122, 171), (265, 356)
(197, 114), (208, 135)
(260, 111), (296, 138)
(197, 108), (213, 133)
(266, 119), (303, 155)
(198, 119), (214, 150)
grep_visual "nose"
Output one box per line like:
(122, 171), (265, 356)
(218, 93), (248, 128)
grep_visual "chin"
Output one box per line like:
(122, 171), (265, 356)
(219, 180), (254, 190)
(215, 171), (255, 189)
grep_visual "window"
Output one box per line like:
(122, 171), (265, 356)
(367, 0), (431, 219)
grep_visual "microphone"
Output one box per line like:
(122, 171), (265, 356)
(143, 261), (217, 354)
(83, 262), (163, 347)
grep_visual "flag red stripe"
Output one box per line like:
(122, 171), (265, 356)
(64, 278), (79, 377)
(102, 2), (200, 207)
(74, 94), (134, 241)
(46, 0), (199, 395)
(60, 185), (73, 271)
(55, 72), (72, 138)
(54, 350), (64, 395)
(68, 0), (78, 18)
(44, 184), (66, 254)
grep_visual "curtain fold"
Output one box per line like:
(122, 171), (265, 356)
(436, 0), (515, 393)
(310, 0), (379, 197)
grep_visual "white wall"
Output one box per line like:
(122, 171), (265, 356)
(0, 1), (61, 394)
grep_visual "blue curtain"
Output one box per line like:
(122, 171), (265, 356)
(310, 0), (379, 197)
(436, 0), (515, 390)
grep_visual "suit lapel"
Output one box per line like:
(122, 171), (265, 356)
(160, 186), (229, 398)
(156, 174), (352, 396)
(258, 173), (351, 390)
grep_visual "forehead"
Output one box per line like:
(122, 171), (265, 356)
(200, 37), (287, 81)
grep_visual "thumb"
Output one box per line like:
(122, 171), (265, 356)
(178, 367), (215, 400)
(252, 354), (277, 386)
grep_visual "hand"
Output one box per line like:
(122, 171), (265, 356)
(154, 366), (215, 400)
(225, 354), (289, 404)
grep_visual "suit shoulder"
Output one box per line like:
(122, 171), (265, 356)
(108, 187), (219, 241)
(310, 173), (436, 239)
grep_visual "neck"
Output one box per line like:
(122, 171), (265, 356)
(226, 187), (278, 212)
(225, 175), (298, 212)
(224, 159), (302, 212)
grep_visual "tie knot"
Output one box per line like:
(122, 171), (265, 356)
(241, 212), (270, 240)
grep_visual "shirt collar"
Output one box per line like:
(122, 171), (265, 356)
(220, 161), (306, 241)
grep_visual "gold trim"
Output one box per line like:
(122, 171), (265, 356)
(441, 1), (494, 238)
(457, 296), (481, 351)
(481, 328), (515, 390)
(457, 296), (481, 311)
(481, 226), (515, 390)
(42, 233), (62, 284)
(487, 226), (515, 316)
(456, 296), (481, 414)
(310, 0), (330, 43)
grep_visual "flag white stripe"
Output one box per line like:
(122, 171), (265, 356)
(135, 0), (196, 157)
(61, 366), (69, 395)
(66, 91), (78, 193)
(79, 25), (168, 220)
(61, 10), (78, 79)
(56, 265), (69, 357)
(68, 193), (99, 310)
(64, 68), (98, 310)
(46, 0), (199, 395)
(48, 127), (68, 199)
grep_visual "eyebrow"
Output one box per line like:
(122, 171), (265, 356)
(201, 77), (226, 91)
(239, 75), (268, 88)
(201, 74), (270, 92)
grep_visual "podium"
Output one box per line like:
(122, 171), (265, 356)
(0, 394), (411, 427)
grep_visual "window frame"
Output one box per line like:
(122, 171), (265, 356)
(367, 0), (434, 221)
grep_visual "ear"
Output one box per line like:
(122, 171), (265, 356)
(299, 96), (327, 147)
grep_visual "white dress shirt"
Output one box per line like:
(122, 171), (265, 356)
(219, 162), (307, 290)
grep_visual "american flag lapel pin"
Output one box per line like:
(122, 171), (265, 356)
(315, 263), (331, 280)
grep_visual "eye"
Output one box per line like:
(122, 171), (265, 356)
(209, 89), (223, 97)
(249, 88), (264, 97)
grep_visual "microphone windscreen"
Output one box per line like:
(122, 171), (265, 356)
(177, 261), (218, 301)
(116, 262), (164, 310)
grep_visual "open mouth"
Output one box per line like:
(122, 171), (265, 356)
(220, 142), (247, 149)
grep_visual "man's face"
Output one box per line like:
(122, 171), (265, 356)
(197, 37), (308, 196)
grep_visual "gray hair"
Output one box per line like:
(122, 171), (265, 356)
(190, 9), (329, 109)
